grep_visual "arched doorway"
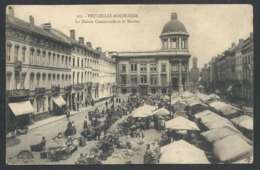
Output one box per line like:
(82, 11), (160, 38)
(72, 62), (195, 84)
(172, 77), (178, 91)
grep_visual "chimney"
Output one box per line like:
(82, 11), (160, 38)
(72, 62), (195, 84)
(86, 42), (92, 48)
(79, 37), (84, 45)
(42, 23), (51, 33)
(106, 51), (109, 58)
(239, 39), (244, 46)
(250, 32), (253, 39)
(8, 6), (14, 20)
(96, 47), (102, 53)
(29, 15), (34, 26)
(70, 30), (75, 40)
(231, 42), (236, 47)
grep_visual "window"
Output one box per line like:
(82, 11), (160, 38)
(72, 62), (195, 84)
(73, 57), (75, 66)
(36, 50), (41, 65)
(161, 64), (166, 72)
(7, 43), (12, 61)
(14, 45), (20, 61)
(150, 76), (157, 85)
(131, 63), (137, 72)
(131, 76), (137, 84)
(42, 51), (46, 65)
(122, 64), (126, 72)
(121, 76), (126, 85)
(77, 58), (79, 67)
(171, 38), (179, 48)
(81, 59), (83, 68)
(30, 48), (35, 64)
(181, 39), (186, 49)
(57, 55), (60, 67)
(22, 46), (26, 63)
(172, 63), (178, 71)
(150, 63), (157, 72)
(163, 39), (167, 49)
(140, 75), (147, 83)
(53, 54), (56, 66)
(140, 63), (147, 72)
(48, 53), (51, 66)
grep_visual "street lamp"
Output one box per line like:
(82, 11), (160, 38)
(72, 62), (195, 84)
(168, 83), (173, 117)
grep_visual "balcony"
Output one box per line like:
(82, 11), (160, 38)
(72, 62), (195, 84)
(35, 87), (46, 96)
(72, 83), (85, 90)
(7, 89), (29, 98)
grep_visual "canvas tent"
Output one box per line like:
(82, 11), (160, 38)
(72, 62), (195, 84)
(130, 104), (157, 118)
(152, 108), (170, 116)
(165, 116), (200, 131)
(160, 140), (210, 164)
(213, 135), (253, 162)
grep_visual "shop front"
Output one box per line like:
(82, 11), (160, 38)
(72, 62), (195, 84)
(7, 89), (35, 132)
(33, 87), (49, 121)
(52, 85), (66, 116)
(64, 85), (72, 110)
(85, 82), (93, 106)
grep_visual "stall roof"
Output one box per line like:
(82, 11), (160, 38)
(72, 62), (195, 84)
(213, 135), (253, 162)
(194, 110), (216, 119)
(165, 116), (200, 131)
(160, 140), (210, 164)
(152, 108), (170, 116)
(130, 104), (157, 118)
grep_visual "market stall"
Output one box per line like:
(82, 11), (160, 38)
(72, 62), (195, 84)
(160, 140), (210, 164)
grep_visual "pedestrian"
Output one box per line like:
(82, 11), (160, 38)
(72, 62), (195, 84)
(95, 128), (101, 141)
(105, 100), (108, 108)
(71, 121), (76, 134)
(83, 116), (88, 129)
(143, 144), (152, 164)
(10, 120), (17, 138)
(77, 153), (86, 164)
(125, 146), (134, 164)
(66, 110), (70, 121)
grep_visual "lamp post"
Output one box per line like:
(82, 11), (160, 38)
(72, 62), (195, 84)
(168, 83), (173, 117)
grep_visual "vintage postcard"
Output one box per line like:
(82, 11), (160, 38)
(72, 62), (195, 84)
(5, 5), (253, 165)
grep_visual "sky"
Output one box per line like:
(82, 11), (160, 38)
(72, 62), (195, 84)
(9, 5), (253, 69)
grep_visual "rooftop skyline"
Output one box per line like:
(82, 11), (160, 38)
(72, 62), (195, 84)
(9, 5), (253, 69)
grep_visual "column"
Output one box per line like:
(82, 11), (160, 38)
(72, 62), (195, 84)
(186, 61), (190, 90)
(178, 61), (183, 92)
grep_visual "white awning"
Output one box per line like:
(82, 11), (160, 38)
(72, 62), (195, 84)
(52, 95), (66, 106)
(9, 101), (35, 116)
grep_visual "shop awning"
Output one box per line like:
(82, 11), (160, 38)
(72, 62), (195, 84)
(52, 95), (66, 106)
(8, 101), (35, 116)
(227, 85), (233, 92)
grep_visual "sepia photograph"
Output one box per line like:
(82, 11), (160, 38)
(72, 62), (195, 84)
(5, 4), (253, 165)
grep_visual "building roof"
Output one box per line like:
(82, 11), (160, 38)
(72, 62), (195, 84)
(161, 12), (188, 35)
(113, 49), (190, 58)
(100, 53), (115, 63)
(6, 15), (71, 46)
(50, 28), (100, 54)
